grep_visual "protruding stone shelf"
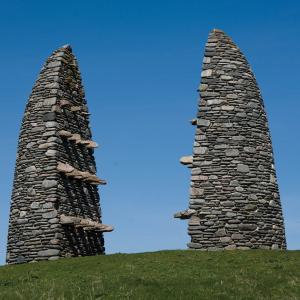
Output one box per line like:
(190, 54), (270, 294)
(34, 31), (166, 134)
(58, 130), (99, 148)
(57, 162), (106, 185)
(68, 133), (81, 142)
(80, 140), (99, 149)
(70, 106), (82, 112)
(60, 214), (114, 232)
(179, 156), (193, 167)
(58, 130), (72, 137)
(174, 209), (196, 219)
(190, 119), (197, 125)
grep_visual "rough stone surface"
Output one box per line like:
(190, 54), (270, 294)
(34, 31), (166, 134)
(6, 45), (108, 264)
(177, 29), (286, 251)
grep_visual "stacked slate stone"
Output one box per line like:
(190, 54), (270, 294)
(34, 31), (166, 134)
(175, 29), (286, 250)
(6, 45), (113, 264)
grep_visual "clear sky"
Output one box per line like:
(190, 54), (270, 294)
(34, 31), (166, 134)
(0, 0), (299, 265)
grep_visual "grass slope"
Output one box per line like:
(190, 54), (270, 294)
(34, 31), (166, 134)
(0, 250), (299, 299)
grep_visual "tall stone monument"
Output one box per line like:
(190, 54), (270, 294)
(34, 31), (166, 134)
(6, 45), (113, 264)
(175, 29), (286, 250)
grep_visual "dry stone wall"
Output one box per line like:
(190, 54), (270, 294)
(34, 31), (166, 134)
(175, 29), (286, 250)
(6, 45), (112, 264)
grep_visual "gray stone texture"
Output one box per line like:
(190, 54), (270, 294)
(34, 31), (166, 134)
(6, 45), (107, 264)
(181, 29), (286, 250)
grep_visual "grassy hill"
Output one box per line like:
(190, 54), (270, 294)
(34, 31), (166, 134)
(0, 250), (299, 299)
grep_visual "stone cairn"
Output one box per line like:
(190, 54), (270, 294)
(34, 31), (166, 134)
(175, 29), (286, 250)
(6, 45), (113, 264)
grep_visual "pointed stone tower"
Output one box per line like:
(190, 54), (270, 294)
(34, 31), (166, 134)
(175, 29), (286, 250)
(6, 45), (113, 264)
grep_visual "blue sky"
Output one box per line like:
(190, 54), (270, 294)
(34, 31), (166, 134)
(0, 0), (299, 264)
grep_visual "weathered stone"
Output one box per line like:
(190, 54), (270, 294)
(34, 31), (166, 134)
(221, 105), (234, 111)
(248, 194), (257, 201)
(32, 230), (42, 236)
(238, 224), (257, 231)
(25, 166), (37, 173)
(42, 210), (58, 219)
(38, 143), (55, 149)
(50, 239), (60, 245)
(47, 61), (61, 68)
(222, 201), (234, 207)
(55, 233), (63, 239)
(197, 119), (211, 127)
(237, 164), (250, 173)
(174, 209), (196, 219)
(38, 249), (60, 257)
(226, 94), (238, 99)
(229, 180), (239, 187)
(26, 142), (36, 149)
(201, 69), (212, 77)
(207, 99), (224, 106)
(214, 144), (228, 149)
(232, 135), (244, 141)
(203, 57), (211, 63)
(225, 245), (236, 250)
(45, 121), (59, 128)
(220, 237), (231, 243)
(43, 112), (56, 122)
(48, 256), (60, 261)
(49, 218), (59, 224)
(194, 147), (208, 155)
(226, 212), (236, 217)
(43, 202), (53, 209)
(220, 75), (232, 80)
(30, 202), (40, 209)
(43, 98), (57, 106)
(16, 256), (26, 263)
(180, 156), (193, 165)
(215, 228), (226, 237)
(270, 174), (276, 183)
(19, 211), (27, 217)
(198, 84), (208, 91)
(190, 187), (204, 196)
(17, 219), (28, 224)
(42, 179), (58, 189)
(244, 147), (256, 153)
(225, 149), (239, 157)
(187, 242), (203, 249)
(236, 112), (247, 118)
(45, 81), (60, 88)
(189, 199), (205, 205)
(245, 204), (256, 210)
(188, 216), (201, 226)
(231, 233), (244, 240)
(45, 149), (57, 157)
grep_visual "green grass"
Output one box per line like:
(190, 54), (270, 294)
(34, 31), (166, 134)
(0, 250), (299, 299)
